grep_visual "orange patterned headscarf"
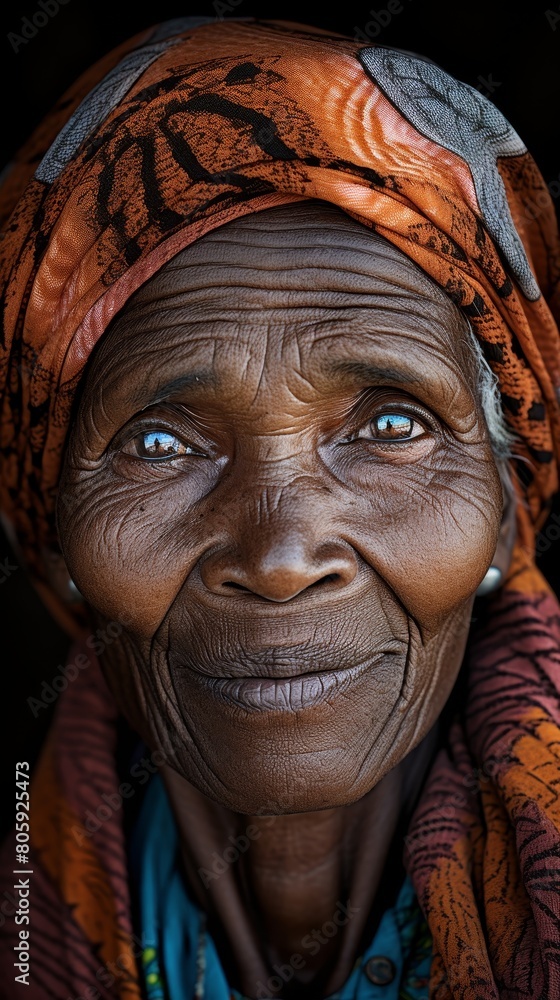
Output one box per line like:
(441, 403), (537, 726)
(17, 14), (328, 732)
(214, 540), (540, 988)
(1, 18), (560, 1000)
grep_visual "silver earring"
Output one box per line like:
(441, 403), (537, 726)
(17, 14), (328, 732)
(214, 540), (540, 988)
(475, 566), (502, 596)
(67, 578), (83, 602)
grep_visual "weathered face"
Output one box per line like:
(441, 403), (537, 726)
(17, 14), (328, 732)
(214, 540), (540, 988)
(57, 201), (504, 814)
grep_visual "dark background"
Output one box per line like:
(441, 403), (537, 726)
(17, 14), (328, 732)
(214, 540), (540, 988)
(1, 0), (559, 831)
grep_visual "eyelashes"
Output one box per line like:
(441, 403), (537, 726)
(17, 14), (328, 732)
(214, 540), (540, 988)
(119, 409), (431, 466)
(112, 389), (437, 468)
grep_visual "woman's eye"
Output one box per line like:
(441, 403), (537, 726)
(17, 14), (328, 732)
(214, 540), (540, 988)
(125, 430), (202, 460)
(356, 412), (425, 442)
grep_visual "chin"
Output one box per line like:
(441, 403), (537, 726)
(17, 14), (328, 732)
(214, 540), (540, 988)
(108, 643), (414, 813)
(163, 680), (406, 815)
(171, 745), (387, 815)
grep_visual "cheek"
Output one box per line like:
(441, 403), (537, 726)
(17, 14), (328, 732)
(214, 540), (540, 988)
(58, 469), (207, 638)
(345, 452), (502, 632)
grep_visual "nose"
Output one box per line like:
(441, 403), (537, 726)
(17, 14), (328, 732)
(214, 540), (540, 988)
(200, 533), (358, 603)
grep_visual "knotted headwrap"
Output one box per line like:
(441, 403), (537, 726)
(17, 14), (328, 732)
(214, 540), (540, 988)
(1, 18), (559, 999)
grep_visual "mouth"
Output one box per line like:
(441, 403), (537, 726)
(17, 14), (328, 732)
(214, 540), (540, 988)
(190, 654), (389, 712)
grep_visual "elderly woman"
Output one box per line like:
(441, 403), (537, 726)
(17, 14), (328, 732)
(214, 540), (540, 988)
(1, 16), (560, 1000)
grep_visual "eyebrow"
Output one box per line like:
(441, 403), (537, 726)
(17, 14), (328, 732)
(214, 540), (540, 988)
(130, 360), (425, 409)
(326, 360), (424, 386)
(131, 370), (218, 407)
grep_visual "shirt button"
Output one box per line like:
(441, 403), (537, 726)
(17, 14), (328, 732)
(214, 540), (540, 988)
(364, 955), (396, 986)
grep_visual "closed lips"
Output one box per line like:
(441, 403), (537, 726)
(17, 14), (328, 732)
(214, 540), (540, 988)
(175, 642), (406, 679)
(192, 655), (393, 711)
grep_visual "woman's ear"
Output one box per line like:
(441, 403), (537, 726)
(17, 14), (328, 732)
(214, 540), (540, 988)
(477, 461), (517, 595)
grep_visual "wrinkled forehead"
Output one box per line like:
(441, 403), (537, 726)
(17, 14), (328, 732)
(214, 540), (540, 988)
(84, 200), (478, 391)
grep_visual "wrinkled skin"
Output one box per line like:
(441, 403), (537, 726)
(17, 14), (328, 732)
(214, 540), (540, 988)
(57, 201), (514, 997)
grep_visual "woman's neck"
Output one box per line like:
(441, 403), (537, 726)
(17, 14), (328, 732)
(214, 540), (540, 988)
(160, 728), (436, 999)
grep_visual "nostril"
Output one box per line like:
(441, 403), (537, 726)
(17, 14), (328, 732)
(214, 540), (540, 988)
(220, 573), (341, 595)
(310, 573), (340, 588)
